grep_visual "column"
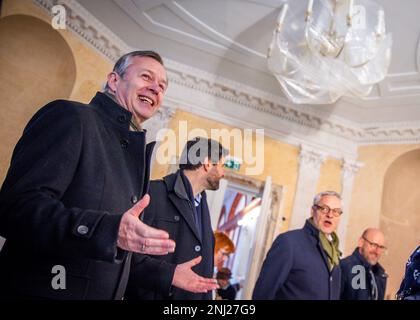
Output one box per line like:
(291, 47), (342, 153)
(142, 105), (176, 143)
(142, 105), (176, 173)
(337, 158), (363, 251)
(289, 144), (327, 230)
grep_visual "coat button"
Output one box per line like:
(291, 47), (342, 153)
(118, 115), (126, 123)
(120, 139), (129, 149)
(174, 215), (180, 222)
(131, 195), (138, 204)
(77, 225), (89, 235)
(194, 245), (201, 252)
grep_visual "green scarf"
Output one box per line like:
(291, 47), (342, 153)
(309, 218), (341, 271)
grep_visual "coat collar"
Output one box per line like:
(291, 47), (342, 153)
(352, 248), (371, 269)
(89, 92), (133, 131)
(171, 170), (190, 201)
(304, 219), (320, 238)
(164, 171), (202, 242)
(304, 218), (340, 246)
(169, 169), (207, 203)
(303, 219), (337, 273)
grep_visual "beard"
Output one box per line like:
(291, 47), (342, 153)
(206, 175), (221, 190)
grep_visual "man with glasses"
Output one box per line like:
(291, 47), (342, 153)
(340, 228), (388, 300)
(253, 191), (342, 300)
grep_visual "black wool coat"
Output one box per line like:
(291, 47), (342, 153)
(0, 92), (154, 299)
(125, 170), (215, 300)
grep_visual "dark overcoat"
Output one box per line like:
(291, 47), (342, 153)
(340, 248), (387, 300)
(125, 170), (215, 300)
(0, 92), (154, 299)
(252, 220), (341, 300)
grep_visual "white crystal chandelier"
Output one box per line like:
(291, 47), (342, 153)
(267, 0), (392, 104)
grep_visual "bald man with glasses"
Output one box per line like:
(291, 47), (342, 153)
(340, 228), (388, 300)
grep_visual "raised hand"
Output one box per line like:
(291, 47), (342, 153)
(172, 256), (219, 293)
(117, 194), (175, 255)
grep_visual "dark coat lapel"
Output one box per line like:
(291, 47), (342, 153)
(165, 172), (202, 243)
(305, 221), (332, 273)
(142, 141), (156, 197)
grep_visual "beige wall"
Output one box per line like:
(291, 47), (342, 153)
(316, 158), (342, 195)
(149, 110), (344, 236)
(151, 110), (300, 234)
(0, 0), (111, 183)
(346, 144), (420, 299)
(380, 148), (420, 299)
(0, 14), (76, 181)
(1, 0), (111, 102)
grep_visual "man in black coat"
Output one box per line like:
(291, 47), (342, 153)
(253, 191), (343, 300)
(340, 228), (388, 300)
(0, 51), (175, 300)
(125, 137), (228, 300)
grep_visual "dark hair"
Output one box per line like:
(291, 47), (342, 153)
(216, 267), (232, 280)
(104, 50), (164, 92)
(179, 137), (229, 171)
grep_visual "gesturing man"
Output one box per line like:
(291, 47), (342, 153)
(125, 138), (228, 299)
(0, 51), (175, 300)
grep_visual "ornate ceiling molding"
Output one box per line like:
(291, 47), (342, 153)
(34, 0), (131, 61)
(165, 62), (420, 145)
(33, 0), (420, 147)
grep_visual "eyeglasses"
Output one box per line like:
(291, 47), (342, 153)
(362, 236), (387, 251)
(313, 204), (343, 217)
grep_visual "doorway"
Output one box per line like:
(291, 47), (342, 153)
(206, 171), (283, 299)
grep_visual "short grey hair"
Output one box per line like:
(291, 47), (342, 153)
(313, 191), (341, 206)
(103, 50), (164, 93)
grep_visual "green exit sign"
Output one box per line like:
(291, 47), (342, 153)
(224, 158), (241, 170)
